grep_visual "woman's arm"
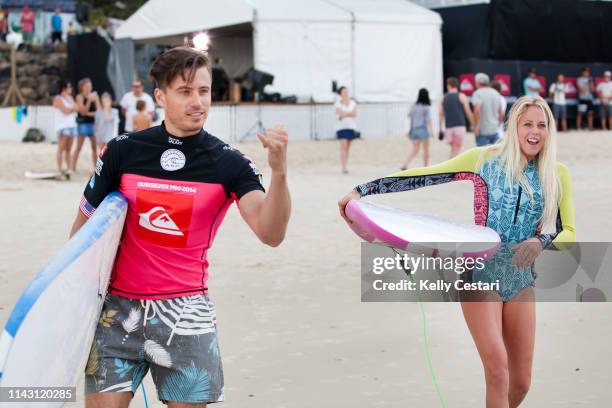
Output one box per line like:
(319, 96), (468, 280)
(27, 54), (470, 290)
(52, 96), (73, 115)
(536, 163), (576, 250)
(354, 147), (483, 197)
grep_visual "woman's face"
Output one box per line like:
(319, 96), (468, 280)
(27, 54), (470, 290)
(102, 95), (111, 108)
(82, 81), (92, 95)
(340, 88), (349, 99)
(517, 106), (548, 161)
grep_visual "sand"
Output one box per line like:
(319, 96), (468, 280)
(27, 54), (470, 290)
(1, 130), (611, 407)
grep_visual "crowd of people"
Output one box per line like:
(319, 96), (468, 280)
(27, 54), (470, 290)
(0, 5), (75, 46)
(335, 66), (612, 173)
(52, 78), (156, 176)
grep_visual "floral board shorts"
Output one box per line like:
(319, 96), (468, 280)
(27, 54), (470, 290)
(85, 293), (224, 404)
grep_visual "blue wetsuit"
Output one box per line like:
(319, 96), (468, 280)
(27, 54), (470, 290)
(355, 147), (576, 301)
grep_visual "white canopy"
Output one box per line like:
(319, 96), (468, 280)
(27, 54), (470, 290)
(115, 0), (443, 103)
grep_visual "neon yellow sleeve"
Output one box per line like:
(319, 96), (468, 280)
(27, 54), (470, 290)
(355, 147), (486, 197)
(553, 163), (576, 248)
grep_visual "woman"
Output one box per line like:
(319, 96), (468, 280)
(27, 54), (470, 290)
(402, 88), (433, 170)
(338, 96), (575, 407)
(335, 86), (358, 174)
(52, 80), (77, 176)
(71, 77), (100, 172)
(95, 92), (119, 149)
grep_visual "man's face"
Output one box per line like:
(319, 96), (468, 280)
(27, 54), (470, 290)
(605, 74), (611, 82)
(558, 75), (565, 83)
(155, 67), (212, 135)
(582, 70), (589, 77)
(132, 82), (143, 97)
(529, 72), (536, 78)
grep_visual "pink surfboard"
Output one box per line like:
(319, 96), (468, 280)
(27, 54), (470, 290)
(345, 200), (501, 259)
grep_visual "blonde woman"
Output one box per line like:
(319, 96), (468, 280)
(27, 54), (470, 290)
(338, 96), (575, 407)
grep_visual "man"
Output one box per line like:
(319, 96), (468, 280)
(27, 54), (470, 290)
(596, 70), (612, 130)
(120, 79), (156, 132)
(576, 67), (595, 131)
(72, 47), (291, 407)
(50, 7), (62, 45)
(472, 73), (504, 146)
(523, 68), (542, 97)
(19, 5), (35, 44)
(439, 76), (474, 158)
(549, 73), (568, 132)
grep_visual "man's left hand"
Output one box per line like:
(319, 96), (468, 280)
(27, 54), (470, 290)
(257, 123), (288, 175)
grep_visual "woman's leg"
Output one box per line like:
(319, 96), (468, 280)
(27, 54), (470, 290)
(502, 287), (535, 408)
(422, 138), (430, 167)
(71, 135), (85, 171)
(339, 139), (349, 173)
(64, 135), (73, 172)
(462, 298), (510, 408)
(56, 134), (66, 173)
(401, 140), (420, 170)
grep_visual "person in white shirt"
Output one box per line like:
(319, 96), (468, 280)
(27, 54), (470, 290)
(548, 73), (568, 132)
(120, 79), (155, 132)
(490, 80), (507, 140)
(52, 80), (77, 175)
(335, 86), (358, 174)
(596, 70), (612, 130)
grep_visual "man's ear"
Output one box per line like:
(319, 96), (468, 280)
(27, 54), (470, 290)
(154, 88), (165, 108)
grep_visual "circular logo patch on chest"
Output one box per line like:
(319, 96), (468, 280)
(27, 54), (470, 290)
(160, 149), (186, 171)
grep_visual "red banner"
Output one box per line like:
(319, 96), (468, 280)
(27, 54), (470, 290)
(493, 74), (511, 96)
(459, 74), (475, 96)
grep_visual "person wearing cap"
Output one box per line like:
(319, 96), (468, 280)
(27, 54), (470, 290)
(523, 68), (542, 97)
(596, 70), (612, 130)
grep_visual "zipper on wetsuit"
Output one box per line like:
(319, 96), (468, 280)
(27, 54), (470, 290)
(513, 185), (522, 224)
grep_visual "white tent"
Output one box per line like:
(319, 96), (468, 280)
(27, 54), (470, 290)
(115, 0), (443, 103)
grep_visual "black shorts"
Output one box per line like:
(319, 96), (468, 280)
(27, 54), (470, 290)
(578, 99), (593, 113)
(51, 31), (62, 43)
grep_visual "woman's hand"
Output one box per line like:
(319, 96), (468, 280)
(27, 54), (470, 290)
(510, 237), (543, 269)
(338, 189), (361, 224)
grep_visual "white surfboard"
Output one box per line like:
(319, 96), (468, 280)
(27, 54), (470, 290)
(345, 199), (501, 259)
(0, 193), (127, 395)
(24, 171), (67, 180)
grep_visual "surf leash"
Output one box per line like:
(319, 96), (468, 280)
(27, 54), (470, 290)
(392, 248), (447, 408)
(141, 383), (149, 408)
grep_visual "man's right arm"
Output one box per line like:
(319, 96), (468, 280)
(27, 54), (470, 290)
(70, 211), (88, 238)
(69, 139), (121, 237)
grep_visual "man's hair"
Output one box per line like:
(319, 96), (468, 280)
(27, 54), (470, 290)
(528, 67), (536, 74)
(490, 80), (502, 93)
(149, 46), (211, 90)
(446, 77), (458, 88)
(136, 100), (146, 111)
(475, 73), (489, 85)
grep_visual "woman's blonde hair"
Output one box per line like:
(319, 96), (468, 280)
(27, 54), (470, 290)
(479, 95), (560, 230)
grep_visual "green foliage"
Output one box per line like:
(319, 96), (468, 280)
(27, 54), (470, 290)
(80, 0), (147, 21)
